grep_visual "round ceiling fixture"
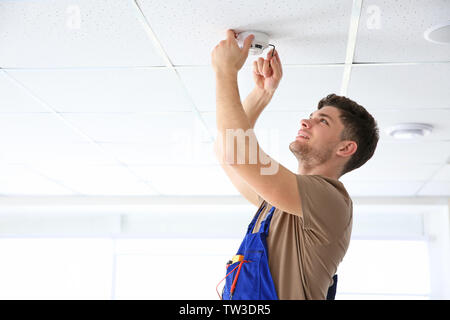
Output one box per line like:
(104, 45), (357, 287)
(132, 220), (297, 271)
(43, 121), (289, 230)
(236, 31), (270, 55)
(424, 21), (450, 44)
(386, 123), (433, 139)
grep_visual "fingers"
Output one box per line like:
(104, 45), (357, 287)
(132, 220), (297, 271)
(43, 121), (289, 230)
(267, 48), (279, 60)
(270, 50), (282, 77)
(270, 57), (278, 76)
(226, 29), (236, 41)
(257, 57), (264, 74)
(253, 49), (281, 77)
(254, 57), (271, 77)
(263, 58), (271, 77)
(253, 60), (259, 75)
(253, 60), (266, 76)
(269, 49), (281, 66)
(243, 34), (254, 53)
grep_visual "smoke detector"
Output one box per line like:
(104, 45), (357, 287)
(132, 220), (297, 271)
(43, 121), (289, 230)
(236, 31), (274, 55)
(424, 21), (450, 44)
(385, 123), (433, 139)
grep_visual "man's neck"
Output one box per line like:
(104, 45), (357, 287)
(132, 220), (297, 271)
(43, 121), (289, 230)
(297, 165), (340, 180)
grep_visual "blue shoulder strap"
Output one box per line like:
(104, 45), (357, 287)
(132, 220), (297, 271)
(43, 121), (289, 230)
(259, 207), (276, 236)
(246, 202), (267, 234)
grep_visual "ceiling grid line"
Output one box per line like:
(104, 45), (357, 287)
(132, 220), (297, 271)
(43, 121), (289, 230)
(414, 162), (449, 196)
(22, 163), (83, 195)
(0, 1), (448, 198)
(340, 0), (363, 96)
(131, 0), (215, 142)
(1, 59), (449, 72)
(1, 69), (163, 196)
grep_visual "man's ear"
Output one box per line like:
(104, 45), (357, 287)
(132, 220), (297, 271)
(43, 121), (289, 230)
(337, 141), (357, 158)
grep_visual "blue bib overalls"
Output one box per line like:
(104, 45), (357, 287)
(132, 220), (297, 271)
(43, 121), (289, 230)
(221, 202), (338, 300)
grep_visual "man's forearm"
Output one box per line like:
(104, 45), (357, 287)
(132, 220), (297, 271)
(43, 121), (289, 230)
(214, 72), (274, 163)
(243, 87), (274, 129)
(215, 72), (250, 132)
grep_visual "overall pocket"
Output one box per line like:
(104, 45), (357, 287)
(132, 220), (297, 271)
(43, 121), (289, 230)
(230, 250), (263, 300)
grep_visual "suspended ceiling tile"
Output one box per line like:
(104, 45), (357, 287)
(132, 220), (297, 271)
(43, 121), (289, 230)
(344, 180), (423, 197)
(0, 141), (118, 166)
(355, 0), (450, 63)
(417, 164), (450, 196)
(0, 0), (163, 67)
(369, 140), (450, 165)
(0, 113), (88, 144)
(370, 109), (450, 141)
(59, 112), (208, 144)
(201, 110), (311, 143)
(432, 164), (450, 180)
(7, 69), (193, 113)
(347, 64), (450, 109)
(341, 161), (441, 182)
(136, 0), (352, 65)
(0, 164), (74, 195)
(129, 165), (239, 196)
(0, 70), (50, 113)
(417, 181), (450, 196)
(32, 164), (158, 196)
(179, 65), (344, 112)
(98, 142), (217, 166)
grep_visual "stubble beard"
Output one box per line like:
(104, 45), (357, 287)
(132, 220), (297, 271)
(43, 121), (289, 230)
(289, 139), (334, 171)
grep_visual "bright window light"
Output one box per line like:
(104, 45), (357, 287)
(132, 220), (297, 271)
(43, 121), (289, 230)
(0, 237), (431, 300)
(0, 238), (113, 299)
(114, 238), (241, 300)
(336, 239), (431, 299)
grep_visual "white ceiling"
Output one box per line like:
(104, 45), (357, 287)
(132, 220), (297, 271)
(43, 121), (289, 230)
(354, 0), (450, 63)
(0, 0), (449, 198)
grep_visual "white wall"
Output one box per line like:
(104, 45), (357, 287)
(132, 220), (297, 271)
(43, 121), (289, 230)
(0, 196), (448, 299)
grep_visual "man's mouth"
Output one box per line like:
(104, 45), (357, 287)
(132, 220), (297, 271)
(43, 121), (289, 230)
(296, 132), (310, 140)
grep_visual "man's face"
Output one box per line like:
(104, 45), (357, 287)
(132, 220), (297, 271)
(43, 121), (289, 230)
(289, 106), (345, 168)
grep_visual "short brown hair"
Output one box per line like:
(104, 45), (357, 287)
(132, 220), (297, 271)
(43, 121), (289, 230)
(318, 94), (379, 177)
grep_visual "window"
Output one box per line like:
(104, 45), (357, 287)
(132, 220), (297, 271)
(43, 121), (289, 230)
(0, 238), (113, 299)
(336, 239), (430, 299)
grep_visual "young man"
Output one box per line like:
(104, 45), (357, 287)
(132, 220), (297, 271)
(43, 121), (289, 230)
(212, 30), (379, 299)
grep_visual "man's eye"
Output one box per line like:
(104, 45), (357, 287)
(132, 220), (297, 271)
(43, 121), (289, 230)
(310, 117), (328, 125)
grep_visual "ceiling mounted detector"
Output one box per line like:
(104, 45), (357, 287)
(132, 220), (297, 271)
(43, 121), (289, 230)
(424, 21), (450, 44)
(385, 123), (433, 140)
(236, 31), (274, 55)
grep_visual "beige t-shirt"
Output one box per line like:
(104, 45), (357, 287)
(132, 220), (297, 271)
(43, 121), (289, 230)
(253, 174), (353, 300)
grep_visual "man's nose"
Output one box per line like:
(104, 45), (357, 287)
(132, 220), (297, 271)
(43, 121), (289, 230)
(300, 118), (312, 128)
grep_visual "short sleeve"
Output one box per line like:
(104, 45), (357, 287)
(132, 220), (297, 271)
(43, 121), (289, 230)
(296, 175), (352, 242)
(256, 193), (265, 206)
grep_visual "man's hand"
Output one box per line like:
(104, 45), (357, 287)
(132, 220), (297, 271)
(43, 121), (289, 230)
(211, 29), (254, 76)
(253, 49), (283, 93)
